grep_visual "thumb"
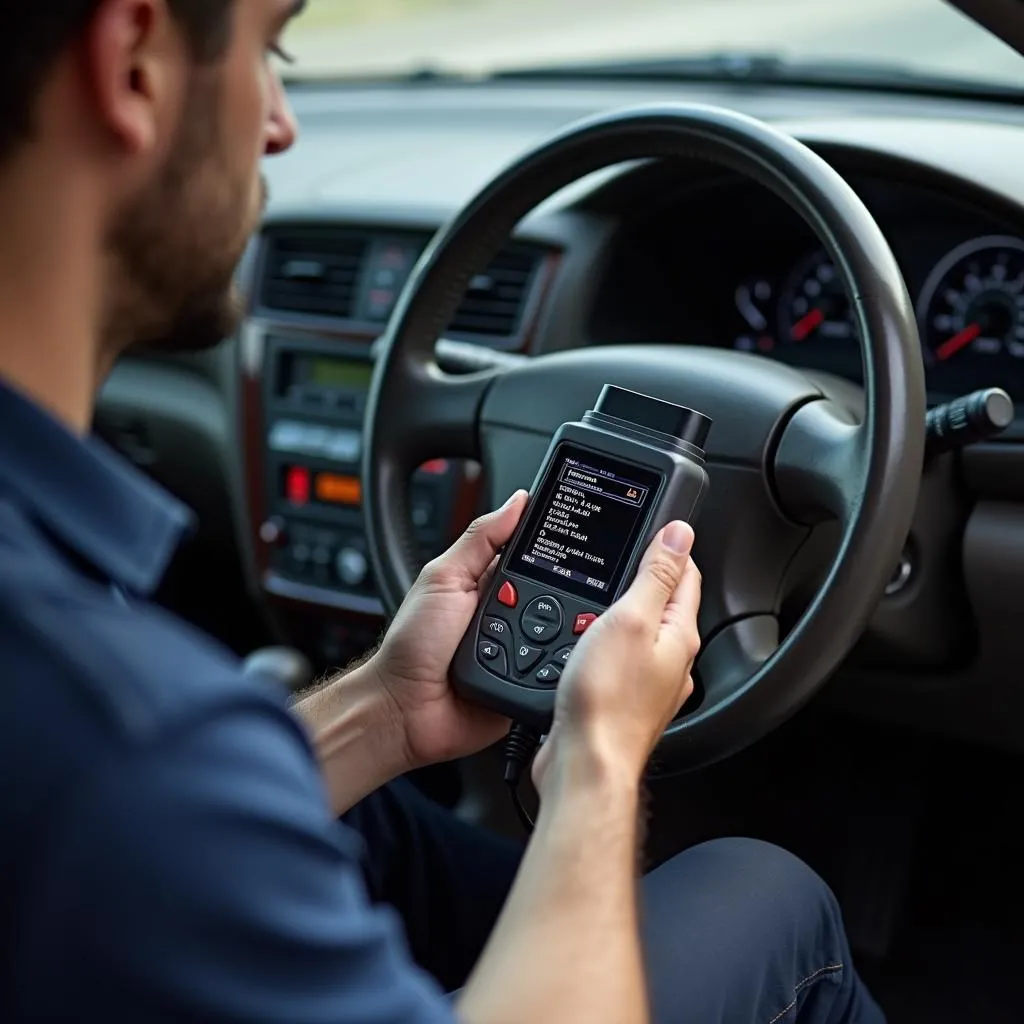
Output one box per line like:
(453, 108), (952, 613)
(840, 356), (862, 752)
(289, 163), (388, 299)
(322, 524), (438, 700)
(439, 490), (529, 583)
(619, 521), (695, 619)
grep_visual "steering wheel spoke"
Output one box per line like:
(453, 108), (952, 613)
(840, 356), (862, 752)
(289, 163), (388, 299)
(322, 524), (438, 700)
(378, 362), (495, 467)
(773, 398), (868, 526)
(696, 614), (781, 701)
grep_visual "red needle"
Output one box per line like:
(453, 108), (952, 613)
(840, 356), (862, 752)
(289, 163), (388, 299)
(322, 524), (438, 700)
(935, 322), (981, 361)
(790, 307), (825, 342)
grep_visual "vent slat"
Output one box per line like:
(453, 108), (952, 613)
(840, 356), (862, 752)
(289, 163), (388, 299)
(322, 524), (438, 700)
(449, 248), (542, 338)
(260, 231), (370, 318)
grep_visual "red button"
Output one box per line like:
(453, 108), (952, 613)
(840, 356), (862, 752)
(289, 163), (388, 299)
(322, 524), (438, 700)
(285, 466), (311, 505)
(573, 613), (597, 635)
(497, 581), (518, 608)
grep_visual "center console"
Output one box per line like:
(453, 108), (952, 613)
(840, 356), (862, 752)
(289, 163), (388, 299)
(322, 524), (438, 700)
(239, 221), (556, 667)
(246, 332), (463, 645)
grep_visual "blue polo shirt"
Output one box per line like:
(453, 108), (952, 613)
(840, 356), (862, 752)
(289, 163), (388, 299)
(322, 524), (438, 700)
(0, 378), (453, 1022)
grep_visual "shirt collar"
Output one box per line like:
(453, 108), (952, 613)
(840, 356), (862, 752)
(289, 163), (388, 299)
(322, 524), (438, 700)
(0, 377), (195, 596)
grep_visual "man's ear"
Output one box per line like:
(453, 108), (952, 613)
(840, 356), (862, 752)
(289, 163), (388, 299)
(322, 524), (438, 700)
(83, 0), (186, 157)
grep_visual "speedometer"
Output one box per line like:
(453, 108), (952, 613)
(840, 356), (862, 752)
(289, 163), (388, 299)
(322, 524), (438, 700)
(778, 249), (856, 346)
(918, 236), (1024, 372)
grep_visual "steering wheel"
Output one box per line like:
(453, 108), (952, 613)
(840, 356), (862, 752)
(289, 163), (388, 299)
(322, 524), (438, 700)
(363, 104), (925, 771)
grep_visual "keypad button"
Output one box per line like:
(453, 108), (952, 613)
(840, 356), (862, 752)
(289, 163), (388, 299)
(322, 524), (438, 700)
(554, 645), (575, 666)
(497, 580), (519, 608)
(525, 596), (563, 625)
(535, 663), (562, 686)
(514, 643), (544, 674)
(478, 640), (508, 677)
(482, 616), (512, 641)
(521, 616), (560, 644)
(521, 597), (563, 644)
(572, 612), (598, 636)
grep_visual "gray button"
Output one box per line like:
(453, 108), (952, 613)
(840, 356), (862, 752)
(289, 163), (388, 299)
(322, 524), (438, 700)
(335, 547), (368, 587)
(535, 663), (562, 686)
(325, 429), (362, 462)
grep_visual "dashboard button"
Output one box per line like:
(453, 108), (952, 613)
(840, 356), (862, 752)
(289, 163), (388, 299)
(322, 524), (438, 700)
(259, 517), (286, 546)
(335, 547), (368, 587)
(412, 497), (435, 528)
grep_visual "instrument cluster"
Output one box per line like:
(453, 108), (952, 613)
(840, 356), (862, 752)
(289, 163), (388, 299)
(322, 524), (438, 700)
(587, 170), (1024, 404)
(733, 235), (1024, 399)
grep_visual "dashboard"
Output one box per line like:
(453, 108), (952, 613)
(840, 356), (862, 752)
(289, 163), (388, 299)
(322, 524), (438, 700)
(96, 76), (1024, 754)
(589, 171), (1024, 407)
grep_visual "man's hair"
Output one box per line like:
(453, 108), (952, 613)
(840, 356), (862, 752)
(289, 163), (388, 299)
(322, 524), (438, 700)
(2, 1), (235, 163)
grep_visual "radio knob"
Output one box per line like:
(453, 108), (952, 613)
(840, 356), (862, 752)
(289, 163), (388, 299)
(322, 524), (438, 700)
(335, 546), (369, 587)
(259, 516), (287, 547)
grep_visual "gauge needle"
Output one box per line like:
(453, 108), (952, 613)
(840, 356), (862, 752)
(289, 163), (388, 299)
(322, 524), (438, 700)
(790, 308), (824, 342)
(935, 322), (981, 361)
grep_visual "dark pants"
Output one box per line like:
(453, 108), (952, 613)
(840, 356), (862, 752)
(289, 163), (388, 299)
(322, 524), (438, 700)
(344, 779), (886, 1024)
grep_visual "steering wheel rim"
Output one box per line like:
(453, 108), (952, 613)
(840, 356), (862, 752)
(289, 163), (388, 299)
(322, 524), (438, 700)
(363, 103), (925, 771)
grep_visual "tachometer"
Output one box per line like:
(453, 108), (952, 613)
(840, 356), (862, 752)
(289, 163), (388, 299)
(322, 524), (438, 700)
(778, 249), (856, 346)
(918, 236), (1024, 369)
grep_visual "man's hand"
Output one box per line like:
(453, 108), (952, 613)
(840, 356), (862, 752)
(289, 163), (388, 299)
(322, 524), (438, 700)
(532, 519), (701, 794)
(365, 490), (530, 771)
(460, 524), (702, 1024)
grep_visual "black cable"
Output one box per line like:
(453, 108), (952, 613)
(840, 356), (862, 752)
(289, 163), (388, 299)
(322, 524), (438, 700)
(510, 784), (536, 832)
(503, 722), (542, 833)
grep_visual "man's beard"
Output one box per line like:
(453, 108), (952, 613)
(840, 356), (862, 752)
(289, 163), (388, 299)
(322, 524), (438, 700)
(103, 68), (266, 356)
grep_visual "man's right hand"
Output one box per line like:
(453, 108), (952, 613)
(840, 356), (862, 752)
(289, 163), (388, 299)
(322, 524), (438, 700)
(533, 520), (701, 795)
(461, 520), (701, 1023)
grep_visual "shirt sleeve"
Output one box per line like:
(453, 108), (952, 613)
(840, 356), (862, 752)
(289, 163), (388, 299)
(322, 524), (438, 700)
(13, 698), (457, 1024)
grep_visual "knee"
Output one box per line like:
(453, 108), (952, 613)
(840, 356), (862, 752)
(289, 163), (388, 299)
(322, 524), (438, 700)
(691, 837), (843, 941)
(641, 841), (870, 1024)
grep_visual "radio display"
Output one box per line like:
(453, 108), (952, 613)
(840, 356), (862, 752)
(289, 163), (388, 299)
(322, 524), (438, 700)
(306, 358), (372, 390)
(506, 443), (663, 607)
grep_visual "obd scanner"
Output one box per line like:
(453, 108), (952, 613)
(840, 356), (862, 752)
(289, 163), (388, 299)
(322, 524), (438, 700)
(451, 385), (712, 730)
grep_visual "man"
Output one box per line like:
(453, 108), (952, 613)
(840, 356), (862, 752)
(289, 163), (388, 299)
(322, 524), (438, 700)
(0, 2), (885, 1021)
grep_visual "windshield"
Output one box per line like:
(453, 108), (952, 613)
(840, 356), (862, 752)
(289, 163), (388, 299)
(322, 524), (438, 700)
(285, 0), (1024, 89)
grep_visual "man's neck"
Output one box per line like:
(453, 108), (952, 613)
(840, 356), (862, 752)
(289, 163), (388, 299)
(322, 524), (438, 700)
(0, 161), (105, 436)
(0, 336), (97, 437)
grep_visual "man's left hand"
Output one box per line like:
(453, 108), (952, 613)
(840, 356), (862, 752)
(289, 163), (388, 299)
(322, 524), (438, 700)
(364, 490), (529, 771)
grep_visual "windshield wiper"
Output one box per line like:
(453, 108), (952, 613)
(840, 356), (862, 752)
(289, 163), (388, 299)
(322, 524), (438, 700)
(489, 50), (1024, 101)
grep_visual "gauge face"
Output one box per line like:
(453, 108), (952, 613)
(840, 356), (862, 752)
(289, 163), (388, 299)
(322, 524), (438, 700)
(732, 277), (776, 354)
(918, 236), (1024, 371)
(778, 249), (856, 346)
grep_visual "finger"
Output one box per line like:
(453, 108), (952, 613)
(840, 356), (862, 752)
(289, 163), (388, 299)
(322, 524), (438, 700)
(618, 521), (695, 622)
(658, 556), (703, 667)
(438, 490), (529, 584)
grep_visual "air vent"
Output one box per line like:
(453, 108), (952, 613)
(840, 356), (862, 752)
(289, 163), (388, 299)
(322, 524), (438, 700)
(260, 231), (370, 317)
(449, 247), (543, 338)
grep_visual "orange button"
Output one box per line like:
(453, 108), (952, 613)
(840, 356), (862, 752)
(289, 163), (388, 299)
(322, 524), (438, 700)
(573, 613), (598, 635)
(314, 472), (361, 506)
(497, 580), (518, 608)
